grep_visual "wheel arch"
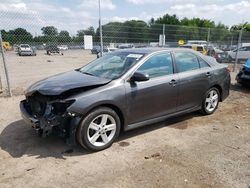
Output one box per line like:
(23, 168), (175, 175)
(82, 103), (125, 132)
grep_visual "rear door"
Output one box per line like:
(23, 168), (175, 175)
(125, 52), (179, 125)
(173, 51), (211, 111)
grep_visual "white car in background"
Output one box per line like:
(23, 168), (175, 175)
(57, 45), (69, 50)
(228, 46), (250, 61)
(18, 44), (36, 56)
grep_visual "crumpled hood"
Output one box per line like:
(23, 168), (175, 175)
(25, 70), (111, 96)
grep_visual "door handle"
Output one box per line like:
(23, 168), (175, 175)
(206, 72), (211, 77)
(169, 79), (177, 86)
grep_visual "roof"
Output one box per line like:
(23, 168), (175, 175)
(182, 44), (205, 47)
(114, 47), (204, 55)
(115, 47), (174, 54)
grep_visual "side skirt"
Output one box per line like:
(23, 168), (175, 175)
(124, 106), (201, 131)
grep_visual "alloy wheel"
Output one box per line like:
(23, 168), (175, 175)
(87, 114), (117, 147)
(205, 89), (219, 112)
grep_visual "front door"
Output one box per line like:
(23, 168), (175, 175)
(125, 52), (179, 125)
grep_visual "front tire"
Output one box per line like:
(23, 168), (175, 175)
(77, 107), (121, 151)
(200, 87), (220, 115)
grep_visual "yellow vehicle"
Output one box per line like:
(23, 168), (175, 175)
(180, 44), (207, 55)
(2, 42), (12, 51)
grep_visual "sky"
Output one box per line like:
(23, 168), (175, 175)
(0, 0), (250, 36)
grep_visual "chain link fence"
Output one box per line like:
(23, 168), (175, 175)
(1, 10), (250, 96)
(100, 23), (249, 48)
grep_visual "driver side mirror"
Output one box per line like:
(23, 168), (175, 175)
(130, 72), (149, 82)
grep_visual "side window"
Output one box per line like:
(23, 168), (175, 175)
(198, 57), (210, 68)
(175, 52), (199, 73)
(137, 53), (173, 78)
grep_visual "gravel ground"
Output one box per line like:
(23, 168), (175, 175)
(0, 50), (250, 187)
(0, 82), (249, 187)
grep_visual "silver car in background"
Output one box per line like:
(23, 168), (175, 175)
(228, 46), (250, 61)
(18, 44), (36, 56)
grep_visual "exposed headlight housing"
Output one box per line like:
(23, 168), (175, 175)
(50, 99), (75, 115)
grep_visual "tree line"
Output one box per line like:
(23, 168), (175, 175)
(1, 14), (250, 45)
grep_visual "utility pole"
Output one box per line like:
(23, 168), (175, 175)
(98, 0), (103, 57)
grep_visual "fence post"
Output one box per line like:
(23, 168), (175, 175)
(98, 0), (103, 57)
(230, 35), (233, 50)
(0, 30), (12, 96)
(233, 29), (243, 72)
(206, 28), (210, 55)
(162, 24), (165, 46)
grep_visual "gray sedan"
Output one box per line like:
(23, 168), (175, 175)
(20, 48), (231, 151)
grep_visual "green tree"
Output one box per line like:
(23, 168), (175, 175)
(77, 27), (95, 36)
(230, 22), (250, 31)
(154, 14), (180, 25)
(75, 27), (96, 43)
(96, 22), (123, 43)
(58, 30), (71, 42)
(41, 26), (58, 36)
(1, 28), (33, 44)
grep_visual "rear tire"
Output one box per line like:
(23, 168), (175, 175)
(77, 107), (121, 151)
(200, 87), (220, 115)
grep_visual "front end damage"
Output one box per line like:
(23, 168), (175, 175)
(20, 93), (81, 145)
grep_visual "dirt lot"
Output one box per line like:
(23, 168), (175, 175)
(0, 81), (249, 187)
(0, 50), (96, 95)
(0, 50), (250, 187)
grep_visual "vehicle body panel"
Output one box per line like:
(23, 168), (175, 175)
(176, 68), (210, 111)
(125, 74), (179, 124)
(25, 70), (111, 96)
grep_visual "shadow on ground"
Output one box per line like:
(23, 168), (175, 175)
(0, 120), (90, 159)
(0, 112), (199, 159)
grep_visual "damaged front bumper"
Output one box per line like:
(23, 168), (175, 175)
(20, 99), (81, 145)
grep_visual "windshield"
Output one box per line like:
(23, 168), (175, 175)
(79, 52), (145, 79)
(20, 44), (30, 48)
